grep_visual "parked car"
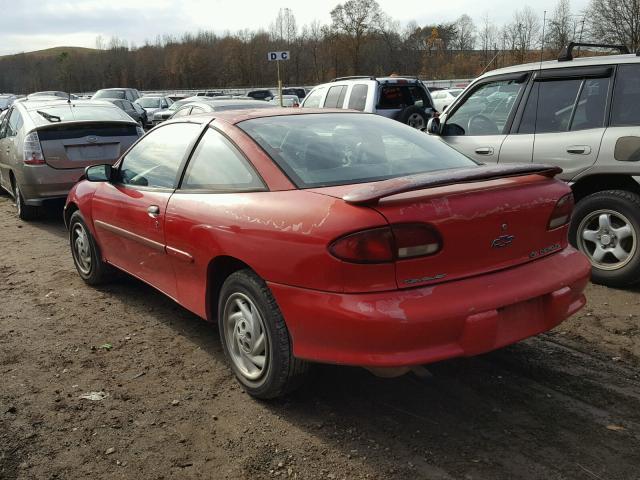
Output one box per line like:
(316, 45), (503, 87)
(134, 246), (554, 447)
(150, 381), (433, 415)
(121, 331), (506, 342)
(430, 88), (464, 112)
(301, 76), (436, 129)
(102, 98), (148, 127)
(168, 99), (273, 119)
(64, 109), (589, 398)
(247, 89), (274, 101)
(0, 100), (142, 220)
(196, 91), (225, 97)
(0, 94), (17, 111)
(282, 87), (307, 99)
(135, 96), (173, 126)
(151, 96), (201, 126)
(427, 42), (640, 287)
(92, 88), (142, 102)
(28, 91), (79, 100)
(269, 95), (300, 107)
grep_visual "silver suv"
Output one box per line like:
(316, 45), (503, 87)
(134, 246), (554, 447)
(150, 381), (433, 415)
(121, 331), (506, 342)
(428, 42), (640, 287)
(302, 76), (436, 129)
(0, 100), (142, 220)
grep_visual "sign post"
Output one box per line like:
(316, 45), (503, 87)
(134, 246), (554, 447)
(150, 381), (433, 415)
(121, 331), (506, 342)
(267, 51), (290, 107)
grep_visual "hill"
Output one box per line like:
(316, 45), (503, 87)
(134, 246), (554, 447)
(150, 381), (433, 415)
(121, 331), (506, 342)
(0, 46), (98, 60)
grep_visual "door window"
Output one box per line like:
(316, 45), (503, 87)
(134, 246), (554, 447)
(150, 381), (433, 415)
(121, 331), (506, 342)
(6, 108), (23, 137)
(571, 78), (609, 130)
(347, 84), (368, 111)
(181, 128), (264, 191)
(324, 86), (347, 108)
(611, 64), (640, 126)
(302, 88), (325, 108)
(444, 79), (525, 136)
(119, 123), (201, 188)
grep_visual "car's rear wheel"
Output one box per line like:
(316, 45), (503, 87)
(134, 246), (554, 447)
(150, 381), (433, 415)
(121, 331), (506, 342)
(13, 182), (38, 221)
(69, 211), (112, 285)
(570, 190), (640, 287)
(218, 269), (308, 399)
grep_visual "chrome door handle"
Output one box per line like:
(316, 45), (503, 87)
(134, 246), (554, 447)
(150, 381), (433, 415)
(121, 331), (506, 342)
(566, 145), (591, 155)
(147, 205), (160, 216)
(475, 147), (494, 155)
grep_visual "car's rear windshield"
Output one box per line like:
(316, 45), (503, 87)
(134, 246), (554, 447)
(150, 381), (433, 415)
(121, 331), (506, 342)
(137, 97), (162, 108)
(28, 105), (132, 125)
(94, 90), (125, 99)
(238, 113), (476, 188)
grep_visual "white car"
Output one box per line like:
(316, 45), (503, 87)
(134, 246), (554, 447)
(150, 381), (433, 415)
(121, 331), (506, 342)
(430, 89), (463, 113)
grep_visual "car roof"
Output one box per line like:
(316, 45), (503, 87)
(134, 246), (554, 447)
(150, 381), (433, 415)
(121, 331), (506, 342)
(479, 53), (640, 80)
(174, 107), (358, 126)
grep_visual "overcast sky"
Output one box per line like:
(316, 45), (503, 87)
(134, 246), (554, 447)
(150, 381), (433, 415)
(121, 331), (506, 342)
(0, 0), (589, 56)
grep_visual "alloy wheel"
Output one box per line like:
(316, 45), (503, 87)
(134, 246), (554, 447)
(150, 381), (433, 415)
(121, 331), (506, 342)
(577, 209), (637, 270)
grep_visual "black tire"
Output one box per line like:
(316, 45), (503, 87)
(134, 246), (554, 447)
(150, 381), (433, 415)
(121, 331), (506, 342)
(218, 269), (308, 399)
(569, 189), (640, 287)
(13, 182), (39, 221)
(397, 105), (428, 129)
(68, 211), (112, 285)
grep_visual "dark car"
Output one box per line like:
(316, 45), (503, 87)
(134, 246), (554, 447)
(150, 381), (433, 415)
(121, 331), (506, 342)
(282, 87), (307, 99)
(102, 99), (148, 127)
(93, 88), (142, 102)
(246, 89), (274, 101)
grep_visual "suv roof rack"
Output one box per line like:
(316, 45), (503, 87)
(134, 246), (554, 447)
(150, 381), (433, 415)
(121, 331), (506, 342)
(558, 42), (630, 62)
(331, 76), (376, 82)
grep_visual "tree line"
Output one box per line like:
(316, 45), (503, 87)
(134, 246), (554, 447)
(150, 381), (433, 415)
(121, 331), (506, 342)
(0, 0), (638, 94)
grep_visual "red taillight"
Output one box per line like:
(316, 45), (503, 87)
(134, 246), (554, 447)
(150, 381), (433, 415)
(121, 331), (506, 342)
(548, 193), (574, 230)
(329, 224), (442, 263)
(23, 131), (45, 165)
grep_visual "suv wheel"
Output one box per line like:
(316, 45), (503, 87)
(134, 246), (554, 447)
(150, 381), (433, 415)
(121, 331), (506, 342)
(397, 106), (428, 129)
(218, 269), (309, 399)
(570, 190), (640, 287)
(13, 183), (38, 221)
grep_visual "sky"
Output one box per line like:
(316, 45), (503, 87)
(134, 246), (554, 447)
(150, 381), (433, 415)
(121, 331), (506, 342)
(0, 0), (590, 56)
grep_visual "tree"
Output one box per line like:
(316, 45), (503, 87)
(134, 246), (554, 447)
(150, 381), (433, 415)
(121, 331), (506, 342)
(586, 0), (640, 51)
(453, 14), (476, 51)
(547, 0), (575, 52)
(330, 0), (383, 72)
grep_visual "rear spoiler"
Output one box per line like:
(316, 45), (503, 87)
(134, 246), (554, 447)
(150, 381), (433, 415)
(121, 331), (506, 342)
(342, 164), (562, 205)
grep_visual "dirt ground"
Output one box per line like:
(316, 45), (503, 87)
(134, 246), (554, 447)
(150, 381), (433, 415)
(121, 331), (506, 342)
(1, 194), (639, 480)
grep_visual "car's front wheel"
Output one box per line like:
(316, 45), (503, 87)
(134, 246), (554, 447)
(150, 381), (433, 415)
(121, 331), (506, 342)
(218, 269), (308, 399)
(570, 190), (640, 287)
(69, 211), (112, 285)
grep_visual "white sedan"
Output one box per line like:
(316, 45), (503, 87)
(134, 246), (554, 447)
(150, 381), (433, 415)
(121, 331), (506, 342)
(431, 89), (463, 113)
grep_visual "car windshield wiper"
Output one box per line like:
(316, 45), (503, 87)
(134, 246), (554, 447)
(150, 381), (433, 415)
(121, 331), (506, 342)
(36, 110), (62, 123)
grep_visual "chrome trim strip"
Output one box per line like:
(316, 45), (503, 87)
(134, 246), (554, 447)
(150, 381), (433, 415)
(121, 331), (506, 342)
(94, 219), (165, 252)
(166, 245), (194, 263)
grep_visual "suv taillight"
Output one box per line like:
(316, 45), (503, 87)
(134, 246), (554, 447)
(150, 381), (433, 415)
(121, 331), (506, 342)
(23, 131), (45, 165)
(548, 193), (574, 230)
(329, 224), (442, 263)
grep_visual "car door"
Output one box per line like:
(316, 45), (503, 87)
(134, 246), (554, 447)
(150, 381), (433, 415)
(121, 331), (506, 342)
(521, 67), (612, 181)
(439, 74), (530, 164)
(0, 110), (10, 191)
(91, 122), (203, 298)
(164, 126), (267, 317)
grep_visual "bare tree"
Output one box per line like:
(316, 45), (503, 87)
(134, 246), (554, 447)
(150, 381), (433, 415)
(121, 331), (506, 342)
(330, 0), (383, 72)
(508, 6), (542, 62)
(478, 13), (497, 57)
(453, 14), (476, 51)
(547, 0), (575, 52)
(586, 0), (640, 51)
(271, 8), (297, 45)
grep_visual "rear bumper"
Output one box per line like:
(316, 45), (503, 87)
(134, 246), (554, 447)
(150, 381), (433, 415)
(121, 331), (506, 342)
(269, 246), (591, 367)
(18, 165), (85, 205)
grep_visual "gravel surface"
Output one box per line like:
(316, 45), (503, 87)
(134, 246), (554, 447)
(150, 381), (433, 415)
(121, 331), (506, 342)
(1, 195), (639, 480)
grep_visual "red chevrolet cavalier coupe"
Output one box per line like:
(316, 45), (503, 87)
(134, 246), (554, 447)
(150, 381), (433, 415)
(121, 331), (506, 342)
(65, 109), (590, 398)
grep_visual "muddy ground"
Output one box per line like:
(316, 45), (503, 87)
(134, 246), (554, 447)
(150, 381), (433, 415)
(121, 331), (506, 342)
(0, 194), (639, 480)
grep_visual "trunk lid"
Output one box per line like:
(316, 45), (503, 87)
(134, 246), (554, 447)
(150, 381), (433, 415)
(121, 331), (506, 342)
(310, 167), (570, 289)
(36, 122), (139, 170)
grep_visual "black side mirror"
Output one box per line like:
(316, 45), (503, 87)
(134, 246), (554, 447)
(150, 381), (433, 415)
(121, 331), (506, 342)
(85, 164), (113, 182)
(426, 117), (441, 135)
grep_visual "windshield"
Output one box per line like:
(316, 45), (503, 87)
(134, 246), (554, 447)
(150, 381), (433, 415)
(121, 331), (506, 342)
(239, 113), (476, 188)
(28, 104), (132, 125)
(169, 99), (192, 111)
(137, 97), (162, 108)
(94, 90), (125, 99)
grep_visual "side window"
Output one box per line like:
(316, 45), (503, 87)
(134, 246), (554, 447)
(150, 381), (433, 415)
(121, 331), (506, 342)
(122, 100), (133, 110)
(6, 108), (23, 137)
(444, 78), (526, 136)
(0, 109), (11, 139)
(571, 77), (609, 130)
(190, 107), (205, 114)
(519, 79), (582, 134)
(181, 128), (264, 191)
(119, 123), (200, 188)
(172, 107), (192, 118)
(407, 86), (430, 108)
(324, 86), (347, 108)
(126, 91), (134, 102)
(347, 84), (368, 111)
(611, 64), (640, 126)
(302, 88), (325, 108)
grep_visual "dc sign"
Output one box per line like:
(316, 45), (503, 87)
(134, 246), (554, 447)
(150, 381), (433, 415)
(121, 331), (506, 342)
(267, 51), (290, 61)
